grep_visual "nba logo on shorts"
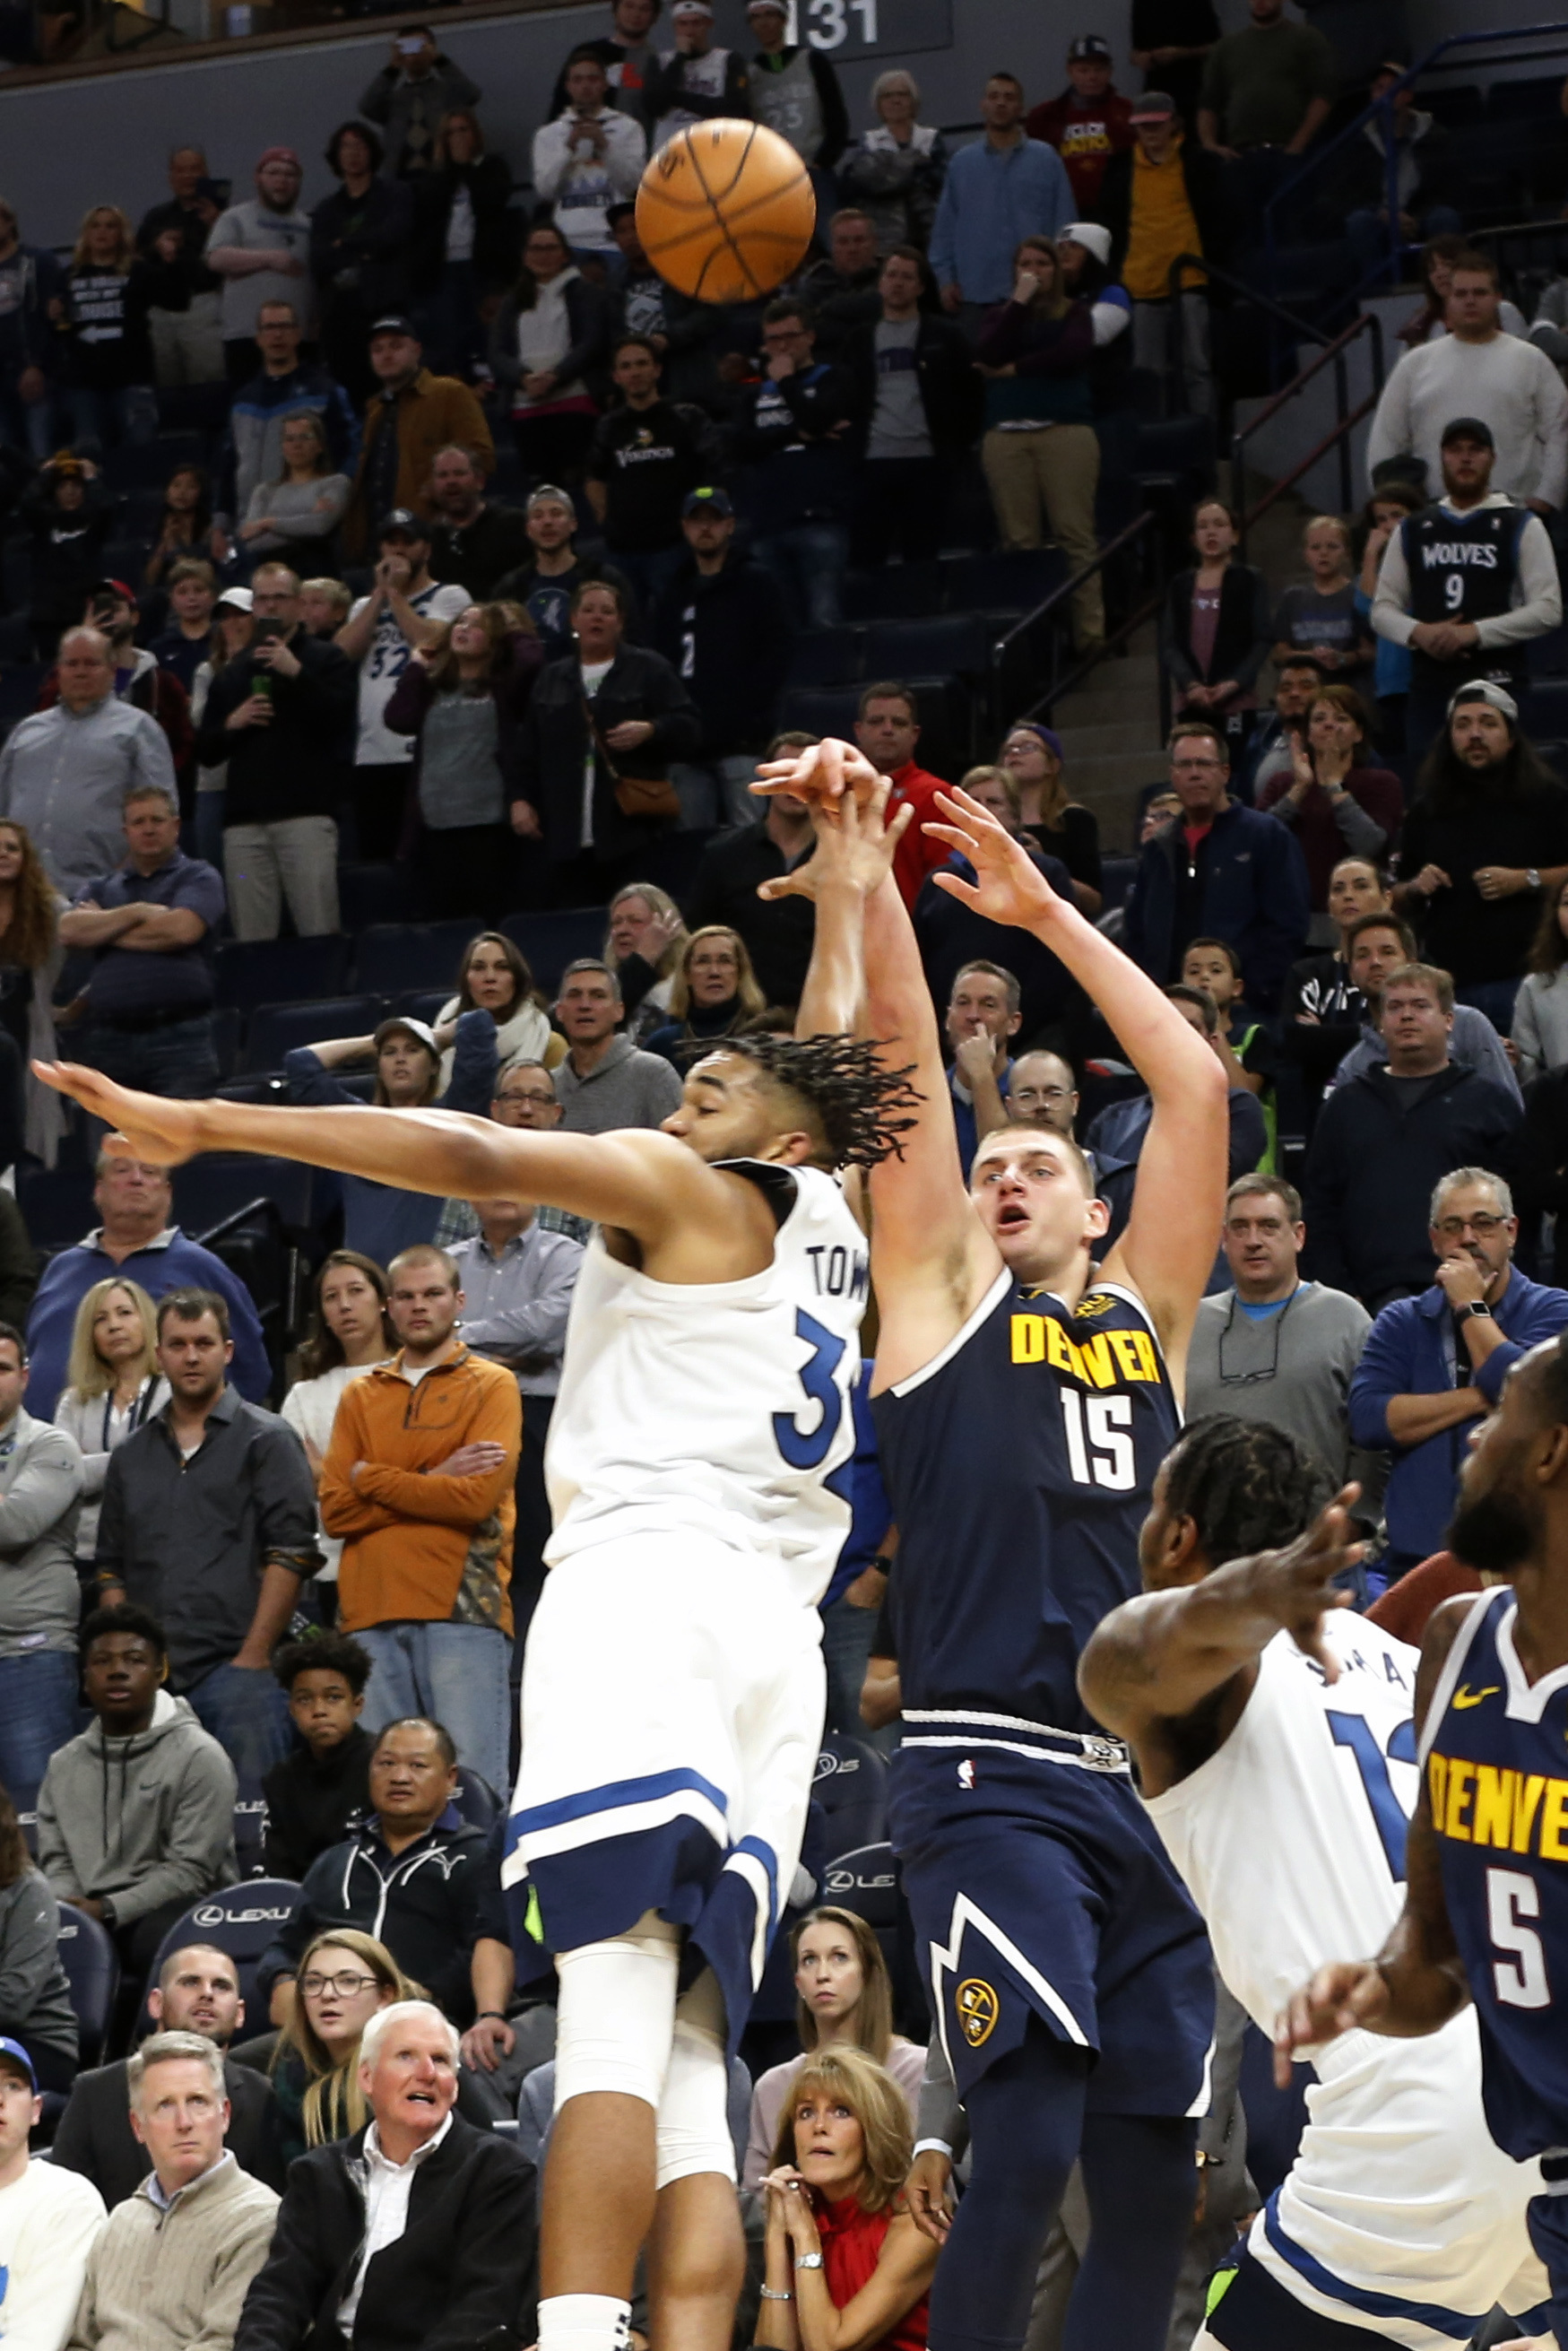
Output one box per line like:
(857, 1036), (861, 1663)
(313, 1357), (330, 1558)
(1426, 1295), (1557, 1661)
(957, 1979), (999, 2047)
(957, 1758), (975, 1791)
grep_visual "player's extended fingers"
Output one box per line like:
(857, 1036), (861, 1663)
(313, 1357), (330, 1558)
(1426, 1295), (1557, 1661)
(921, 820), (979, 852)
(928, 872), (981, 906)
(883, 798), (915, 848)
(756, 872), (810, 902)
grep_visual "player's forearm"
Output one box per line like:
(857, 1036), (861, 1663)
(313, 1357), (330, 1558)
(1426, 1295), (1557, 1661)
(1079, 1571), (1279, 1735)
(1371, 1817), (1471, 2035)
(797, 874), (871, 1040)
(170, 1097), (524, 1202)
(862, 873), (942, 1076)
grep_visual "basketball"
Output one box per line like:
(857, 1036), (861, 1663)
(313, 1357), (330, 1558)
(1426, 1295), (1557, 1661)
(636, 118), (817, 305)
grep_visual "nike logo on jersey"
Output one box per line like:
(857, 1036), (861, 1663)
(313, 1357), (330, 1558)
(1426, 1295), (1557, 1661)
(1453, 1685), (1501, 1709)
(1430, 1752), (1568, 1859)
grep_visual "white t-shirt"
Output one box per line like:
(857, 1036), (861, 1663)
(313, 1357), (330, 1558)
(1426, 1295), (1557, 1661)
(446, 185), (476, 265)
(579, 656), (613, 850)
(280, 1358), (386, 1581)
(0, 2157), (107, 2351)
(351, 582), (470, 766)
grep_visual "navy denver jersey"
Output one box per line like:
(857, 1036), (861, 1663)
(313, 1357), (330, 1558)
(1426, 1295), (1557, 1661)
(871, 1269), (1181, 1732)
(1421, 1586), (1568, 2161)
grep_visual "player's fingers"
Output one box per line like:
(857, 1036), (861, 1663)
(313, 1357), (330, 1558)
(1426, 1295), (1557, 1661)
(922, 820), (976, 850)
(928, 874), (980, 907)
(884, 799), (915, 846)
(938, 782), (999, 826)
(756, 875), (807, 902)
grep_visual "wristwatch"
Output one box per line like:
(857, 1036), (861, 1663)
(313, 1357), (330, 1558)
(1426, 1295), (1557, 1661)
(1529, 868), (1543, 890)
(99, 1896), (117, 1929)
(795, 2253), (825, 2271)
(1454, 1302), (1494, 1324)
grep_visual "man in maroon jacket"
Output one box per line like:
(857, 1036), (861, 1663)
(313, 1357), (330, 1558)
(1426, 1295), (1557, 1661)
(1027, 35), (1136, 213)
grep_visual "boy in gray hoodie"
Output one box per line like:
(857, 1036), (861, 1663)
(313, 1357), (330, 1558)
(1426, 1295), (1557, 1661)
(37, 1605), (237, 1979)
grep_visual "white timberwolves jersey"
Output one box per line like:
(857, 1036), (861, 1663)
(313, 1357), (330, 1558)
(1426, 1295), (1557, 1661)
(544, 1160), (868, 1608)
(1147, 1613), (1545, 2347)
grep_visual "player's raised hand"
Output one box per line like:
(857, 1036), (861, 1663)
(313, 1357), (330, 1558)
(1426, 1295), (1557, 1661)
(924, 786), (1060, 929)
(1273, 1959), (1390, 2086)
(32, 1062), (207, 1167)
(1234, 1484), (1362, 1682)
(756, 774), (913, 904)
(752, 735), (879, 811)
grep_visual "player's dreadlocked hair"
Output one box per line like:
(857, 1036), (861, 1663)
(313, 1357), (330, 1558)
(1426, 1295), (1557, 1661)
(722, 1032), (923, 1168)
(1163, 1417), (1330, 1569)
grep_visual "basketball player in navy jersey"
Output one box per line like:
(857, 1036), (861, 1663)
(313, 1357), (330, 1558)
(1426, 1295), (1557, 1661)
(1278, 1332), (1568, 2350)
(755, 744), (1230, 2351)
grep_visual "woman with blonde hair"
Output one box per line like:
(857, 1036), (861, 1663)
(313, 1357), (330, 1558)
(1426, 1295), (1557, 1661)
(643, 924), (766, 1067)
(603, 881), (689, 1033)
(757, 2043), (937, 2351)
(53, 1277), (165, 1567)
(271, 1929), (421, 2161)
(997, 724), (1102, 914)
(59, 202), (163, 457)
(0, 819), (68, 1164)
(744, 1907), (925, 2189)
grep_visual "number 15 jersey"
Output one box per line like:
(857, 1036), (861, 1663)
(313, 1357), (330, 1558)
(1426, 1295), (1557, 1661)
(873, 1271), (1180, 1731)
(543, 1160), (868, 1607)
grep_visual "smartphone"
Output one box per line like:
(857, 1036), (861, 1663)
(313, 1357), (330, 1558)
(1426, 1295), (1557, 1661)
(197, 176), (231, 207)
(396, 33), (424, 52)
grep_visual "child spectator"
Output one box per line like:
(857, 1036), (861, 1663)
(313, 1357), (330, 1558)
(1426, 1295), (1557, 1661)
(1356, 478), (1424, 755)
(1181, 935), (1278, 1167)
(262, 1635), (375, 1883)
(1161, 498), (1271, 759)
(1256, 685), (1403, 918)
(142, 463), (232, 594)
(299, 577), (351, 638)
(278, 1250), (394, 1585)
(56, 204), (167, 456)
(149, 557), (218, 695)
(52, 1275), (166, 1583)
(1271, 515), (1375, 686)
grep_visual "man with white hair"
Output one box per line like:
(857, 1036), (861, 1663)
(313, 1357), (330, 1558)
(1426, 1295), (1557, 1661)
(0, 629), (178, 896)
(1349, 1164), (1568, 1578)
(66, 2030), (280, 2351)
(235, 2000), (536, 2351)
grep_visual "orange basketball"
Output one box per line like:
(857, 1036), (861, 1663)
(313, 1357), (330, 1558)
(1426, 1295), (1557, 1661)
(637, 118), (817, 305)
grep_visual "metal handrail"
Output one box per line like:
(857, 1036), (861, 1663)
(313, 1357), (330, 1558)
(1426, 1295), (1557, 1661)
(1232, 310), (1385, 556)
(1160, 250), (1337, 415)
(990, 509), (1165, 727)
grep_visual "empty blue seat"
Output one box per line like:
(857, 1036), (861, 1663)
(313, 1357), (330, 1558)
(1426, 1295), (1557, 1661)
(813, 1733), (888, 1855)
(455, 1765), (500, 1830)
(776, 685), (862, 742)
(214, 934), (351, 1012)
(1099, 854), (1138, 913)
(57, 1903), (119, 2068)
(945, 550), (1067, 618)
(244, 994), (385, 1074)
(175, 1154), (314, 1235)
(338, 862), (418, 932)
(501, 907), (605, 993)
(388, 986), (450, 1025)
(354, 920), (481, 994)
(787, 629), (862, 689)
(844, 561), (943, 622)
(18, 1163), (97, 1251)
(138, 1878), (300, 2029)
(862, 612), (992, 681)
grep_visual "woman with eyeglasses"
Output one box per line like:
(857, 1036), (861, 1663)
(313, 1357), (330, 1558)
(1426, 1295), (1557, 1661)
(270, 1929), (421, 2163)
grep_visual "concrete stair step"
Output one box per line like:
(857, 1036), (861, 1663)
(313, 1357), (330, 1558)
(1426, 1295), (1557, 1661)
(1054, 720), (1158, 757)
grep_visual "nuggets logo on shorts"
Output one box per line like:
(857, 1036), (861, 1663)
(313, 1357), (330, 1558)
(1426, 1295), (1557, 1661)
(956, 1978), (1000, 2048)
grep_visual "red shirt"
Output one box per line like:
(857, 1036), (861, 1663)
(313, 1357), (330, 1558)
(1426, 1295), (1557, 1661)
(887, 761), (951, 912)
(1366, 1550), (1483, 1648)
(1025, 89), (1136, 208)
(817, 2193), (930, 2351)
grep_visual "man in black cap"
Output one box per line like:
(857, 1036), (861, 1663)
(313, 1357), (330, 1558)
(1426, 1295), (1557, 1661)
(342, 312), (493, 560)
(1371, 415), (1563, 757)
(1027, 34), (1136, 213)
(334, 508), (469, 861)
(651, 486), (793, 828)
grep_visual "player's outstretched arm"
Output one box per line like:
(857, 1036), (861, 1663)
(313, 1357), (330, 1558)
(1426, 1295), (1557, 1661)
(1078, 1488), (1361, 1795)
(32, 1063), (717, 1242)
(922, 786), (1229, 1365)
(760, 774), (913, 1041)
(1272, 1595), (1474, 2082)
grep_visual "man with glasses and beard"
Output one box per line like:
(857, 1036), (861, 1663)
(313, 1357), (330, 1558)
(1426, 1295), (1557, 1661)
(1349, 1166), (1568, 1583)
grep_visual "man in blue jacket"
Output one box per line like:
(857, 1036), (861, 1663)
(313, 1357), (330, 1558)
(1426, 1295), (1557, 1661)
(1347, 1166), (1568, 1577)
(929, 73), (1074, 333)
(1123, 716), (1311, 1011)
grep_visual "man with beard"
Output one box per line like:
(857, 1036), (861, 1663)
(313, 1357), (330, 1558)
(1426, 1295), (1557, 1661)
(1278, 1327), (1568, 2350)
(1394, 681), (1568, 1035)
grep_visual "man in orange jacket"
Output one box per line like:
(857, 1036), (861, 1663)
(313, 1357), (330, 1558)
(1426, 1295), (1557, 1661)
(321, 1241), (521, 1798)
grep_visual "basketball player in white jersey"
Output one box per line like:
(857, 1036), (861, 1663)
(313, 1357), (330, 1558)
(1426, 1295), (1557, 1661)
(1079, 1417), (1549, 2351)
(36, 786), (920, 2351)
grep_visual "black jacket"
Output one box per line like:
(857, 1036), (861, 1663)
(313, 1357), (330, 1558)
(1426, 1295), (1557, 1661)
(309, 178), (415, 319)
(53, 2053), (289, 2208)
(1331, 114), (1452, 221)
(1302, 1061), (1523, 1305)
(841, 313), (984, 457)
(1161, 564), (1273, 694)
(1096, 139), (1230, 279)
(234, 2113), (537, 2351)
(195, 631), (359, 824)
(650, 550), (793, 757)
(914, 849), (1080, 1047)
(515, 643), (699, 864)
(686, 820), (817, 1004)
(489, 276), (613, 411)
(256, 1806), (503, 2020)
(428, 504), (534, 601)
(792, 258), (882, 360)
(408, 157), (519, 294)
(261, 1722), (375, 1881)
(727, 361), (858, 531)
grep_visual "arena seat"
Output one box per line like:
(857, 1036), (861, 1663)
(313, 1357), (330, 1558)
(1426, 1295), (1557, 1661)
(243, 995), (386, 1075)
(777, 685), (862, 742)
(57, 1902), (120, 2069)
(862, 613), (992, 684)
(17, 1163), (97, 1252)
(786, 629), (863, 689)
(455, 1765), (501, 1831)
(387, 986), (451, 1026)
(174, 1154), (314, 1236)
(354, 920), (482, 994)
(812, 1733), (888, 1855)
(137, 1878), (301, 2030)
(338, 862), (420, 932)
(501, 907), (605, 993)
(214, 934), (352, 1013)
(943, 550), (1066, 619)
(844, 560), (943, 623)
(821, 1839), (928, 2042)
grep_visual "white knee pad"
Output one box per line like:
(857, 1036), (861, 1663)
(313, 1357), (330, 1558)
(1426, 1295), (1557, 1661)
(553, 1910), (681, 2113)
(655, 1966), (736, 2191)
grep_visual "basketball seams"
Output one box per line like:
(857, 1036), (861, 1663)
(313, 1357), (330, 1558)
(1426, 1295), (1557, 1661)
(637, 116), (814, 302)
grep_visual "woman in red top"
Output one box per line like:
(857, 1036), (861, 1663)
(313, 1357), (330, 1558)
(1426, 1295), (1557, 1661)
(757, 2046), (939, 2351)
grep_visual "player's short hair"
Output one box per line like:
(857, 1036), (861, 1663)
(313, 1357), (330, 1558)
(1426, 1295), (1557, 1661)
(1379, 960), (1453, 1016)
(720, 1032), (921, 1171)
(1226, 1173), (1303, 1223)
(157, 1287), (230, 1341)
(1162, 1418), (1330, 1570)
(273, 1630), (372, 1696)
(1430, 1167), (1513, 1225)
(1165, 982), (1217, 1035)
(970, 1122), (1096, 1198)
(952, 959), (1020, 1014)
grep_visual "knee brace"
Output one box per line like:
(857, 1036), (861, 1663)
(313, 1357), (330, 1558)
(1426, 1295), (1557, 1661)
(655, 1966), (735, 2191)
(553, 1911), (681, 2113)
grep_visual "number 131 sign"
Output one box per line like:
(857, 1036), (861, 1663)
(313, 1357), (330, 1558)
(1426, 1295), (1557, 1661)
(776, 0), (952, 58)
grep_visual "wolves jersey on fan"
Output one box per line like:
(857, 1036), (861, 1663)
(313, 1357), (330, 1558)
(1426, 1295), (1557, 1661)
(505, 1160), (868, 2047)
(1148, 1610), (1545, 2350)
(873, 1272), (1213, 2104)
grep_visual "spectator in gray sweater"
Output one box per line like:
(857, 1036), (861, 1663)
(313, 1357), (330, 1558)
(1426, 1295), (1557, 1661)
(0, 1782), (81, 2092)
(552, 958), (683, 1133)
(37, 1604), (237, 1982)
(0, 1318), (85, 1817)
